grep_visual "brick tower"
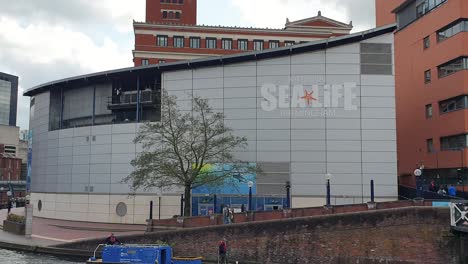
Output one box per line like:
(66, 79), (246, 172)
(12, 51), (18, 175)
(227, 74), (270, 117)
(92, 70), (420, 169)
(146, 0), (197, 25)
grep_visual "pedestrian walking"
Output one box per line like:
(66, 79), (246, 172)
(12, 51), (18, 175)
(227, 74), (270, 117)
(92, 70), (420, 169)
(7, 199), (12, 214)
(222, 205), (229, 224)
(229, 208), (234, 224)
(429, 180), (437, 192)
(218, 240), (227, 264)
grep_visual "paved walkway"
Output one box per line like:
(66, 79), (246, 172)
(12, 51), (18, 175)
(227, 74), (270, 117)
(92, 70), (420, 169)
(0, 207), (146, 247)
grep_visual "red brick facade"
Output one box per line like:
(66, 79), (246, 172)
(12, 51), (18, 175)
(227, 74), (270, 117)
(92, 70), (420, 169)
(375, 0), (405, 27)
(0, 144), (22, 182)
(64, 206), (458, 264)
(134, 1), (353, 66)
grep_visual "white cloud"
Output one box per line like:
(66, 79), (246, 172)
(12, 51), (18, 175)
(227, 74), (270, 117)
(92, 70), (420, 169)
(0, 18), (130, 71)
(229, 0), (375, 32)
(0, 16), (134, 130)
(90, 0), (145, 33)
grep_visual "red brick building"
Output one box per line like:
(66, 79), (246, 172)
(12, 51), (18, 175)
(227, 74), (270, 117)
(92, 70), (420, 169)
(0, 144), (23, 206)
(375, 0), (406, 27)
(376, 0), (468, 188)
(133, 0), (353, 66)
(0, 144), (21, 182)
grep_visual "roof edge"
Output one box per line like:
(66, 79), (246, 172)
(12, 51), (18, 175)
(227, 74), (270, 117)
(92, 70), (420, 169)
(24, 23), (396, 97)
(392, 0), (414, 13)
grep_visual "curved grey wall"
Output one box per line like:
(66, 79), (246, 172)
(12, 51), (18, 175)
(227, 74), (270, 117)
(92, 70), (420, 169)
(163, 34), (398, 203)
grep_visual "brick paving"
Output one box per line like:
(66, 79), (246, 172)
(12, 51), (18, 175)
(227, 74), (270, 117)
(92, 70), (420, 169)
(0, 207), (146, 246)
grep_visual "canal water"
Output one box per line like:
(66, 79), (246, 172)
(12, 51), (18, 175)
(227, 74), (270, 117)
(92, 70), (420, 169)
(0, 249), (83, 263)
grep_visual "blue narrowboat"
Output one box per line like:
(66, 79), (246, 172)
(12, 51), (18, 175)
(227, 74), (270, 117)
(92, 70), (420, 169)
(87, 244), (203, 264)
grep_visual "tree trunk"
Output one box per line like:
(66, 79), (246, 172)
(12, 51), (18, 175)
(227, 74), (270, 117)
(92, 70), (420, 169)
(184, 185), (192, 217)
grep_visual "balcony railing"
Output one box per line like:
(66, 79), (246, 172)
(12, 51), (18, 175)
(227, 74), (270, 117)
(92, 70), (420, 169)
(108, 90), (158, 110)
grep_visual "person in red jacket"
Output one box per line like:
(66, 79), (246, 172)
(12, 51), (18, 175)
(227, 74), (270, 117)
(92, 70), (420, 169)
(105, 233), (121, 245)
(218, 240), (227, 264)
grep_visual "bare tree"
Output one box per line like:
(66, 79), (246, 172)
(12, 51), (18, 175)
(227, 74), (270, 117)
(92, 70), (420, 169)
(124, 93), (257, 216)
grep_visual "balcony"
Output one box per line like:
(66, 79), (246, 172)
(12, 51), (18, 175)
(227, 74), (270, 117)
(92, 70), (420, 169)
(107, 90), (159, 110)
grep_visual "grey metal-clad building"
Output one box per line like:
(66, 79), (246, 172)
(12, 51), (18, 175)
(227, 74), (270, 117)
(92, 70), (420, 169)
(0, 72), (18, 127)
(24, 24), (398, 224)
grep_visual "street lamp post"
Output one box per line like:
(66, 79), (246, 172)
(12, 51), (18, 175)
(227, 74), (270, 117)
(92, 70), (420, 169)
(414, 168), (423, 199)
(158, 196), (161, 220)
(180, 194), (184, 217)
(248, 181), (253, 211)
(0, 187), (3, 209)
(213, 194), (217, 214)
(149, 200), (153, 220)
(461, 149), (465, 195)
(326, 173), (331, 207)
(285, 181), (291, 209)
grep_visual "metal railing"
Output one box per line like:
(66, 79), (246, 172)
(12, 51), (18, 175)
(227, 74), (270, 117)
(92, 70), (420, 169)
(398, 184), (463, 200)
(450, 201), (468, 233)
(108, 90), (157, 108)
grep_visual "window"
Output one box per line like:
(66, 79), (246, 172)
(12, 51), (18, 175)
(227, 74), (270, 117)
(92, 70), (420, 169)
(0, 78), (11, 125)
(253, 40), (264, 51)
(269, 40), (280, 49)
(174, 36), (184, 48)
(168, 11), (174, 19)
(441, 134), (468, 150)
(438, 20), (468, 42)
(360, 43), (393, 75)
(175, 12), (181, 19)
(159, 60), (167, 64)
(162, 11), (168, 19)
(141, 59), (149, 66)
(157, 35), (168, 47)
(416, 2), (427, 18)
(425, 70), (431, 83)
(397, 0), (447, 29)
(423, 36), (430, 49)
(190, 37), (200, 48)
(427, 139), (434, 153)
(426, 104), (433, 118)
(238, 39), (248, 50)
(439, 95), (468, 114)
(416, 0), (446, 18)
(438, 57), (468, 78)
(4, 146), (15, 154)
(222, 39), (232, 50)
(206, 38), (217, 49)
(179, 0), (183, 3)
(284, 41), (295, 46)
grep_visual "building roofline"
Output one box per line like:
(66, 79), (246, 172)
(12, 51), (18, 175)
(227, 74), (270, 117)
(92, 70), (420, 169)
(133, 21), (351, 34)
(0, 72), (19, 81)
(392, 0), (414, 13)
(285, 13), (353, 29)
(24, 24), (396, 97)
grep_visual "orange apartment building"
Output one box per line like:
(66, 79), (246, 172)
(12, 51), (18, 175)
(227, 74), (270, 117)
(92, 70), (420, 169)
(376, 0), (468, 188)
(133, 0), (353, 66)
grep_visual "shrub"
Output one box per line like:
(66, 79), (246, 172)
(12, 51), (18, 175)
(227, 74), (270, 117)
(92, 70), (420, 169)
(6, 214), (25, 224)
(154, 240), (175, 247)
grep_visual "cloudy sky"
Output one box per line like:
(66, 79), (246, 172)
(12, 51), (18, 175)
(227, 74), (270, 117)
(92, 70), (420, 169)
(0, 0), (375, 130)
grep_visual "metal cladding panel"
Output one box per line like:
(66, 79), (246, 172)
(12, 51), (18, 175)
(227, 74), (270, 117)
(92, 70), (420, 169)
(161, 31), (397, 201)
